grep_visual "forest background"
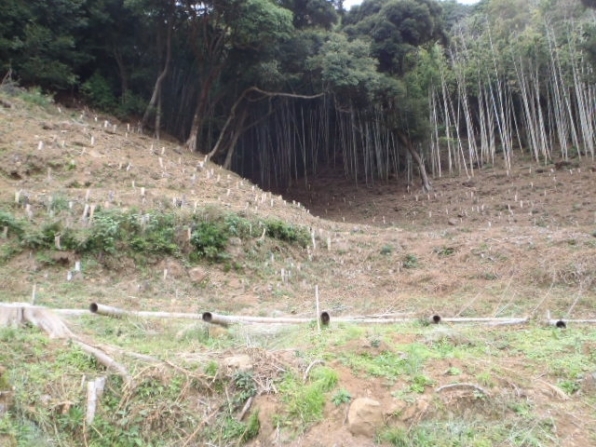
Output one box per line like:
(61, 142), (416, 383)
(2, 0), (596, 191)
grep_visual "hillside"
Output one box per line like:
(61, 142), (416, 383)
(1, 90), (596, 446)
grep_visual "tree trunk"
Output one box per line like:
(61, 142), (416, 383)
(223, 109), (248, 169)
(185, 71), (221, 152)
(398, 132), (432, 192)
(142, 6), (174, 132)
(113, 48), (128, 101)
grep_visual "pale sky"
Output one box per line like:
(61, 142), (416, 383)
(344, 0), (481, 10)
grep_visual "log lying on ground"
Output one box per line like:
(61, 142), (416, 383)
(0, 303), (73, 338)
(545, 319), (596, 328)
(202, 312), (313, 327)
(202, 312), (530, 327)
(431, 316), (529, 326)
(89, 303), (206, 320)
(40, 304), (527, 327)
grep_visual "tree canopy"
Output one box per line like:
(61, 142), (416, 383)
(1, 0), (595, 191)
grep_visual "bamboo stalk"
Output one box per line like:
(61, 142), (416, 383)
(85, 380), (98, 426)
(545, 319), (596, 327)
(202, 311), (528, 326)
(315, 285), (321, 333)
(89, 303), (126, 318)
(89, 303), (205, 320)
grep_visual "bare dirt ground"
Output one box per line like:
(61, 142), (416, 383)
(1, 94), (596, 446)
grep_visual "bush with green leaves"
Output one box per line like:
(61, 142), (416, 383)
(0, 210), (25, 238)
(129, 212), (178, 255)
(403, 254), (419, 269)
(191, 221), (229, 261)
(278, 366), (339, 429)
(81, 72), (118, 112)
(264, 219), (310, 247)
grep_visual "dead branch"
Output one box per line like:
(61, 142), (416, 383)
(181, 407), (219, 447)
(435, 383), (490, 396)
(534, 378), (569, 400)
(75, 341), (131, 384)
(303, 360), (325, 383)
(99, 345), (161, 364)
(237, 396), (253, 421)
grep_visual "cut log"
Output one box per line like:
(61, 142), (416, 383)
(0, 303), (73, 338)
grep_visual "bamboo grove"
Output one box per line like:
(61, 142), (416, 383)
(2, 0), (596, 191)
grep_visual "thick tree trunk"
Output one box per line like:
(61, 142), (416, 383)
(398, 133), (432, 192)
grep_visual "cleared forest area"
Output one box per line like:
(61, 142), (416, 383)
(0, 79), (595, 446)
(1, 0), (596, 445)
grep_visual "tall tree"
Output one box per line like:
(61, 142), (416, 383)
(342, 0), (448, 190)
(0, 0), (90, 89)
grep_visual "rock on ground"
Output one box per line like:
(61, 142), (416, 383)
(347, 397), (384, 437)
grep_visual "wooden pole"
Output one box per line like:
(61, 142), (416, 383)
(315, 285), (321, 333)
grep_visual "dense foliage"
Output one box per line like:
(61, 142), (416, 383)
(1, 0), (595, 190)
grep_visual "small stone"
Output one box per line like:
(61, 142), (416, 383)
(224, 354), (252, 371)
(582, 372), (596, 393)
(188, 267), (208, 284)
(229, 237), (242, 246)
(400, 396), (431, 422)
(448, 218), (459, 226)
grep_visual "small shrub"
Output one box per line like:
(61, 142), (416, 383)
(82, 210), (123, 254)
(116, 91), (147, 118)
(225, 213), (252, 238)
(381, 245), (393, 255)
(309, 366), (339, 392)
(19, 87), (54, 108)
(331, 389), (352, 406)
(558, 379), (580, 395)
(264, 219), (310, 247)
(129, 212), (178, 256)
(403, 254), (419, 269)
(0, 210), (25, 238)
(435, 246), (455, 257)
(81, 72), (117, 111)
(191, 221), (229, 260)
(409, 375), (433, 394)
(233, 370), (257, 404)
